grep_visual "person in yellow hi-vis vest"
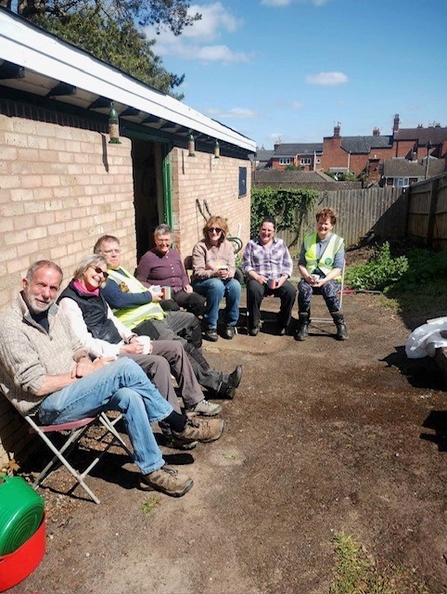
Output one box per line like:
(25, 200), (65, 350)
(93, 235), (242, 402)
(295, 207), (348, 341)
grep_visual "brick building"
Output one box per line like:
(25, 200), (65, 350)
(263, 115), (447, 184)
(0, 8), (255, 465)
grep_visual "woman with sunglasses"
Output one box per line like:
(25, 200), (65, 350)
(191, 215), (241, 341)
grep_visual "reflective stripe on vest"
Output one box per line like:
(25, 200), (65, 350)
(107, 268), (165, 328)
(303, 233), (344, 278)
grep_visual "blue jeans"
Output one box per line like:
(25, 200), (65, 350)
(38, 357), (172, 475)
(193, 277), (241, 329)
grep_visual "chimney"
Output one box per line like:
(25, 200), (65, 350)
(373, 127), (380, 137)
(274, 142), (281, 151)
(393, 114), (400, 132)
(333, 124), (340, 138)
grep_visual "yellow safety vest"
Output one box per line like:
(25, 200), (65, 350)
(106, 268), (165, 328)
(303, 233), (344, 279)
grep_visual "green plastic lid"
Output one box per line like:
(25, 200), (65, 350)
(0, 476), (45, 555)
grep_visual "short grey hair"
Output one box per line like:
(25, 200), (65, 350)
(153, 224), (172, 238)
(26, 260), (63, 282)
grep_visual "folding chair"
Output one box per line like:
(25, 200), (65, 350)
(25, 412), (132, 504)
(309, 262), (346, 324)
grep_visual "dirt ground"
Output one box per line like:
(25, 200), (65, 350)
(9, 292), (447, 594)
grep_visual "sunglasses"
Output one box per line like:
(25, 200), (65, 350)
(90, 266), (109, 278)
(208, 227), (222, 233)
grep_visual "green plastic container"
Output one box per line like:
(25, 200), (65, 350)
(0, 476), (45, 555)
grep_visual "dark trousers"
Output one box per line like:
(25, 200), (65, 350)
(132, 315), (224, 393)
(173, 290), (207, 318)
(246, 278), (297, 329)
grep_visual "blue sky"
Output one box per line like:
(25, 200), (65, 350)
(144, 0), (447, 150)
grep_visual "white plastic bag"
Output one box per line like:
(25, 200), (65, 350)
(405, 316), (447, 359)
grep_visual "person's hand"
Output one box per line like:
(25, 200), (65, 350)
(74, 357), (115, 378)
(120, 342), (145, 355)
(253, 273), (268, 285)
(276, 276), (287, 288)
(184, 284), (193, 294)
(148, 286), (163, 302)
(216, 267), (230, 280)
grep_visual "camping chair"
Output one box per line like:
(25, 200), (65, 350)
(25, 411), (132, 504)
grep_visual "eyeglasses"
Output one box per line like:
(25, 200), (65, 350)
(89, 266), (109, 278)
(208, 227), (222, 233)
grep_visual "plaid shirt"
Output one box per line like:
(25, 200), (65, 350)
(242, 236), (293, 279)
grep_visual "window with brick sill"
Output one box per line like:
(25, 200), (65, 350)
(279, 158), (291, 165)
(300, 158), (311, 165)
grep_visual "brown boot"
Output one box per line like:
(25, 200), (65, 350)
(173, 417), (225, 444)
(140, 466), (193, 497)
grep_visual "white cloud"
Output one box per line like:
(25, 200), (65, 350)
(145, 2), (250, 64)
(206, 107), (256, 119)
(305, 71), (348, 86)
(291, 101), (305, 110)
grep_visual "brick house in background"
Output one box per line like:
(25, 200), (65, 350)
(319, 124), (394, 182)
(269, 142), (323, 171)
(0, 8), (255, 465)
(381, 156), (445, 188)
(262, 115), (447, 184)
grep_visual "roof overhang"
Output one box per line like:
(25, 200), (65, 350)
(0, 8), (256, 154)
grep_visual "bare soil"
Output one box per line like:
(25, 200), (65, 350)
(9, 290), (447, 594)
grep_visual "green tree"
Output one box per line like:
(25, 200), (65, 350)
(2, 0), (201, 96)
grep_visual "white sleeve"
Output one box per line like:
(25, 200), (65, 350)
(58, 298), (121, 359)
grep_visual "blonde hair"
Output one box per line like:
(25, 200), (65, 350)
(203, 215), (228, 244)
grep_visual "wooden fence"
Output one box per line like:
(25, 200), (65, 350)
(276, 186), (408, 253)
(406, 173), (447, 251)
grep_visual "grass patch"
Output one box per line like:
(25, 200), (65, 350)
(141, 496), (160, 514)
(330, 533), (429, 594)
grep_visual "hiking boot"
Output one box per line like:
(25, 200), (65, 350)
(173, 417), (225, 444)
(186, 399), (222, 417)
(159, 421), (198, 450)
(140, 466), (193, 497)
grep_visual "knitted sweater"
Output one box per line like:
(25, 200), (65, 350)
(0, 293), (86, 414)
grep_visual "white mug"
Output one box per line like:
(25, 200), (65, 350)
(136, 335), (151, 355)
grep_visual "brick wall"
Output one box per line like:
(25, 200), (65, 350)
(0, 111), (136, 466)
(170, 148), (251, 259)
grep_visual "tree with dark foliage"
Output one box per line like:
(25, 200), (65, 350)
(2, 0), (201, 96)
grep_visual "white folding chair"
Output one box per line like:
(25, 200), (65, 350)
(25, 412), (132, 504)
